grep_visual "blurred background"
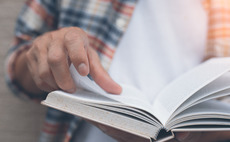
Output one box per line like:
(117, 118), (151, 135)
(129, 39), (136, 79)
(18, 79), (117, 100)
(0, 0), (46, 141)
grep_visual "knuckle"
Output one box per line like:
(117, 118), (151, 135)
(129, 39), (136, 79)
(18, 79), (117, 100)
(38, 69), (50, 80)
(64, 28), (86, 43)
(69, 53), (81, 62)
(32, 40), (43, 51)
(43, 32), (53, 41)
(49, 39), (62, 48)
(73, 27), (86, 35)
(58, 81), (73, 91)
(65, 32), (81, 42)
(68, 27), (83, 33)
(32, 40), (39, 49)
(48, 52), (65, 65)
(25, 50), (32, 60)
(36, 81), (46, 90)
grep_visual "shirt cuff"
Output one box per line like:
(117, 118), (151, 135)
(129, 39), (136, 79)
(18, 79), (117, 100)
(5, 42), (46, 102)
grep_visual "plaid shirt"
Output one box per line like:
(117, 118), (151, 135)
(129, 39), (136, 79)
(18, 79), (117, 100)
(4, 0), (230, 142)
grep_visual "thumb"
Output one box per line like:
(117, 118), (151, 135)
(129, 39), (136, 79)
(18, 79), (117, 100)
(175, 132), (202, 142)
(175, 132), (191, 142)
(87, 47), (122, 94)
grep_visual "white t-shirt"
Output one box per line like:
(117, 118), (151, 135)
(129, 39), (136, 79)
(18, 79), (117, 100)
(75, 0), (207, 141)
(109, 0), (207, 103)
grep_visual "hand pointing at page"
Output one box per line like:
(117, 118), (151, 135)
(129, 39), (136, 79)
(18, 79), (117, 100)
(14, 27), (122, 97)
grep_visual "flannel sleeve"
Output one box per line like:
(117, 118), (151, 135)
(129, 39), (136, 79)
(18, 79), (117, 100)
(5, 0), (59, 101)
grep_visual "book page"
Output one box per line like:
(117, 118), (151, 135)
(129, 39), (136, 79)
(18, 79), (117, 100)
(152, 58), (230, 125)
(70, 65), (154, 114)
(169, 72), (230, 119)
(70, 64), (106, 95)
(42, 94), (160, 140)
(50, 90), (118, 105)
(167, 100), (230, 130)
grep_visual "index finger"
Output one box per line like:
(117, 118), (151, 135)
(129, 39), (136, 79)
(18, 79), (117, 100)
(87, 47), (122, 94)
(64, 29), (90, 76)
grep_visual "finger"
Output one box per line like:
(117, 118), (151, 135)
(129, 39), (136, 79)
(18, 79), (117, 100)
(176, 131), (230, 142)
(64, 29), (89, 76)
(87, 47), (122, 94)
(196, 131), (230, 142)
(33, 77), (56, 92)
(26, 48), (55, 92)
(175, 132), (191, 142)
(167, 139), (179, 142)
(215, 131), (230, 141)
(87, 119), (148, 142)
(38, 59), (59, 90)
(48, 39), (76, 93)
(175, 132), (201, 142)
(36, 37), (59, 90)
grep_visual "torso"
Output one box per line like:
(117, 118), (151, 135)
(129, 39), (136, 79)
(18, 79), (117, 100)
(74, 0), (207, 141)
(109, 0), (207, 102)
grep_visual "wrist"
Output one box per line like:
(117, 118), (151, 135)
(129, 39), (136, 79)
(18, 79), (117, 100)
(14, 47), (46, 99)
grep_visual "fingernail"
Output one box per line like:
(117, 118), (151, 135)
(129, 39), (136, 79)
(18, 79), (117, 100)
(78, 63), (87, 75)
(176, 132), (190, 141)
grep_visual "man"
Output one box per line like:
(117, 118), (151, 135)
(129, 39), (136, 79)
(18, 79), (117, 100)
(5, 0), (230, 141)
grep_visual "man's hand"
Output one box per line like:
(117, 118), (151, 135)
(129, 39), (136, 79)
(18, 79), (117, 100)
(168, 131), (230, 142)
(87, 121), (230, 142)
(15, 27), (122, 96)
(88, 120), (150, 142)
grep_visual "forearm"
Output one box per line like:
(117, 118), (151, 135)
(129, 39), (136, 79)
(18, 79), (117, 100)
(14, 51), (46, 98)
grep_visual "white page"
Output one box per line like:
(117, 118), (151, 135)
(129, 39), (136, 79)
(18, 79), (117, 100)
(152, 58), (230, 125)
(42, 95), (159, 140)
(170, 88), (230, 122)
(175, 100), (230, 121)
(171, 119), (230, 130)
(48, 90), (160, 126)
(51, 90), (118, 105)
(86, 103), (159, 126)
(167, 100), (230, 129)
(70, 65), (106, 95)
(70, 65), (154, 114)
(169, 72), (230, 119)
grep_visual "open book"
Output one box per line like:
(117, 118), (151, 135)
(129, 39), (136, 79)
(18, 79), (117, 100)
(42, 58), (230, 142)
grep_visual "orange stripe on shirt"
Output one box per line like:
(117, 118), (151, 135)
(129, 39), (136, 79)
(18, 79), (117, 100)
(42, 123), (68, 135)
(203, 0), (230, 57)
(26, 0), (54, 26)
(88, 34), (115, 59)
(100, 0), (135, 16)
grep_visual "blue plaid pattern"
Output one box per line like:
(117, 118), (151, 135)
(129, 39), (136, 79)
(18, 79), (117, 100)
(6, 0), (230, 142)
(5, 0), (137, 141)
